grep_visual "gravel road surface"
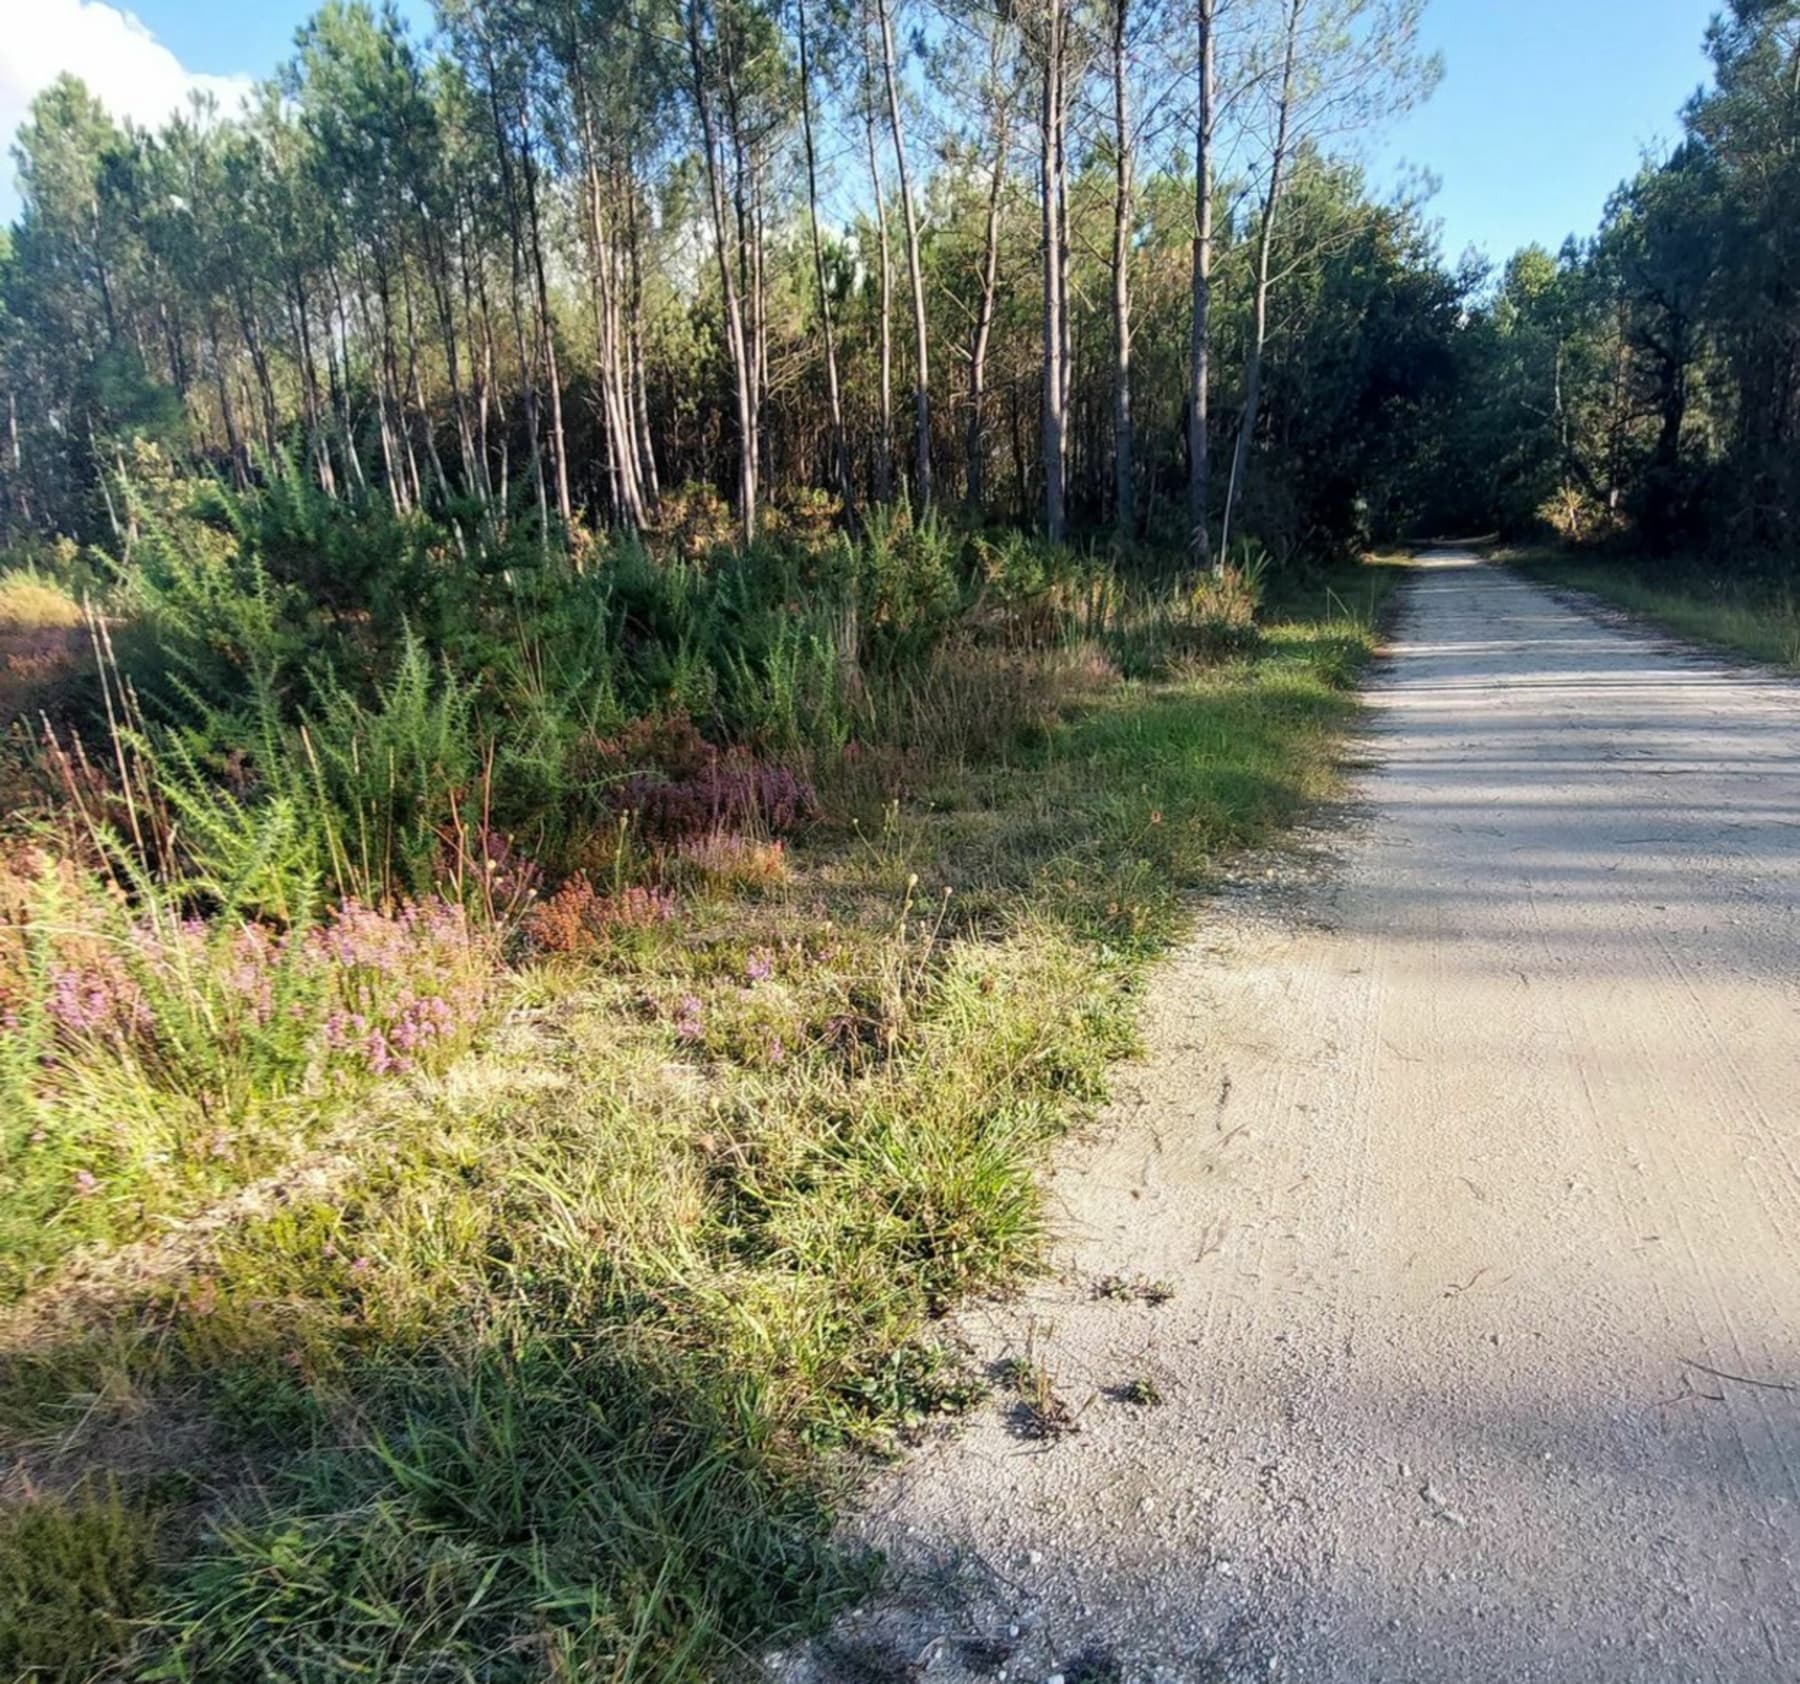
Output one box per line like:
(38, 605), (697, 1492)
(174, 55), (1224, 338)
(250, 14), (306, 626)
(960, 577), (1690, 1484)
(777, 552), (1800, 1684)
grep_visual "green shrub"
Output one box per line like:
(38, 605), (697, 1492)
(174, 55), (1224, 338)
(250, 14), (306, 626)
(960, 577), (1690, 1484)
(0, 1480), (159, 1681)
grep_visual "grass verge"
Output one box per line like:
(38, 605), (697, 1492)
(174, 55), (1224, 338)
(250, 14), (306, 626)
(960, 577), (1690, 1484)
(0, 560), (1399, 1683)
(1504, 546), (1800, 669)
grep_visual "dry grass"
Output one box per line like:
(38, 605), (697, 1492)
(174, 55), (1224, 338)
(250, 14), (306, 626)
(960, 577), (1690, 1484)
(0, 569), (84, 632)
(1505, 547), (1800, 669)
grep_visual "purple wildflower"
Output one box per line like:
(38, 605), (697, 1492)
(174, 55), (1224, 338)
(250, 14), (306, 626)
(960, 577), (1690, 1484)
(45, 960), (151, 1040)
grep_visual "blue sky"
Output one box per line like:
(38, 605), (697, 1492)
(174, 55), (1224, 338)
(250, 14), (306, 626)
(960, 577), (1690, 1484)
(1381, 0), (1719, 267)
(4, 0), (1723, 264)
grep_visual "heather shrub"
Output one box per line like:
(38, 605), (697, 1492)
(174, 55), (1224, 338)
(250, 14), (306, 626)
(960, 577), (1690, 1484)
(0, 865), (491, 1294)
(520, 876), (677, 957)
(613, 752), (817, 845)
(578, 709), (714, 784)
(674, 830), (789, 894)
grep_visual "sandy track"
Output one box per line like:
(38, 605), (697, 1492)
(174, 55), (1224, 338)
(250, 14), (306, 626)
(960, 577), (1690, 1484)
(779, 554), (1800, 1684)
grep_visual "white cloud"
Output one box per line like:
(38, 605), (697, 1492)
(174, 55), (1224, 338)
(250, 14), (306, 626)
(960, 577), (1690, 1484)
(1, 0), (256, 220)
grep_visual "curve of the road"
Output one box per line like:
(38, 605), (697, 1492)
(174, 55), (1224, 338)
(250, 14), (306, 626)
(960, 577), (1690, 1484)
(778, 552), (1800, 1684)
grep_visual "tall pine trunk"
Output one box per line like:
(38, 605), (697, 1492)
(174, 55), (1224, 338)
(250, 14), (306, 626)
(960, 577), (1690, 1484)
(1039, 0), (1069, 542)
(967, 87), (1009, 511)
(483, 42), (549, 536)
(1222, 0), (1299, 556)
(862, 51), (895, 504)
(518, 104), (572, 527)
(623, 166), (661, 508)
(1188, 0), (1215, 563)
(1109, 0), (1135, 533)
(798, 0), (853, 518)
(687, 0), (759, 542)
(876, 0), (932, 509)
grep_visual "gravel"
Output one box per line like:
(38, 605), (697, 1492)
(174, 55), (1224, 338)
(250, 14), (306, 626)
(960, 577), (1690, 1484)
(770, 554), (1800, 1684)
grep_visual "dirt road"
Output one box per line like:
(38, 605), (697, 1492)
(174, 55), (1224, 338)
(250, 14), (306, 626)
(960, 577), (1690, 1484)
(783, 554), (1800, 1683)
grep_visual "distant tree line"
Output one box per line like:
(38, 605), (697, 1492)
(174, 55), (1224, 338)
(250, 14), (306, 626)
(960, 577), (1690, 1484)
(1431, 0), (1800, 563)
(11, 0), (1791, 569)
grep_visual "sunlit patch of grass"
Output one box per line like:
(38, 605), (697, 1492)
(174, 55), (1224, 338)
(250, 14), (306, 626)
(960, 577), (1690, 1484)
(1506, 547), (1800, 669)
(0, 567), (89, 726)
(0, 568), (84, 631)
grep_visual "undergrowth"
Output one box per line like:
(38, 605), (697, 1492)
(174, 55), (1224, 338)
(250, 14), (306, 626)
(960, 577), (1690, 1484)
(0, 467), (1398, 1681)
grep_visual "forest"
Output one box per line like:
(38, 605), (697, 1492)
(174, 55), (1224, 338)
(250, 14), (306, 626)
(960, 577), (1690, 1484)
(0, 0), (1457, 555)
(0, 0), (1796, 1678)
(1, 2), (1795, 563)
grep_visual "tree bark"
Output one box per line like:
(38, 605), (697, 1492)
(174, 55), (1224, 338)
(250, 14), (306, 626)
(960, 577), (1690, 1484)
(1221, 0), (1300, 556)
(876, 0), (932, 509)
(1188, 0), (1215, 563)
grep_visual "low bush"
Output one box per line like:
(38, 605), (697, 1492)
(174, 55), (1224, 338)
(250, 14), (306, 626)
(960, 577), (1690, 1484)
(0, 1480), (159, 1679)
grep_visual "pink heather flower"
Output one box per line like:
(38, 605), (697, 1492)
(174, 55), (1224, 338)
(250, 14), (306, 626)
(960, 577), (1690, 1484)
(350, 1256), (372, 1275)
(222, 895), (486, 1087)
(767, 1035), (786, 1065)
(674, 995), (705, 1042)
(745, 949), (774, 985)
(74, 1169), (98, 1195)
(323, 1010), (370, 1051)
(45, 962), (151, 1040)
(362, 1030), (402, 1076)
